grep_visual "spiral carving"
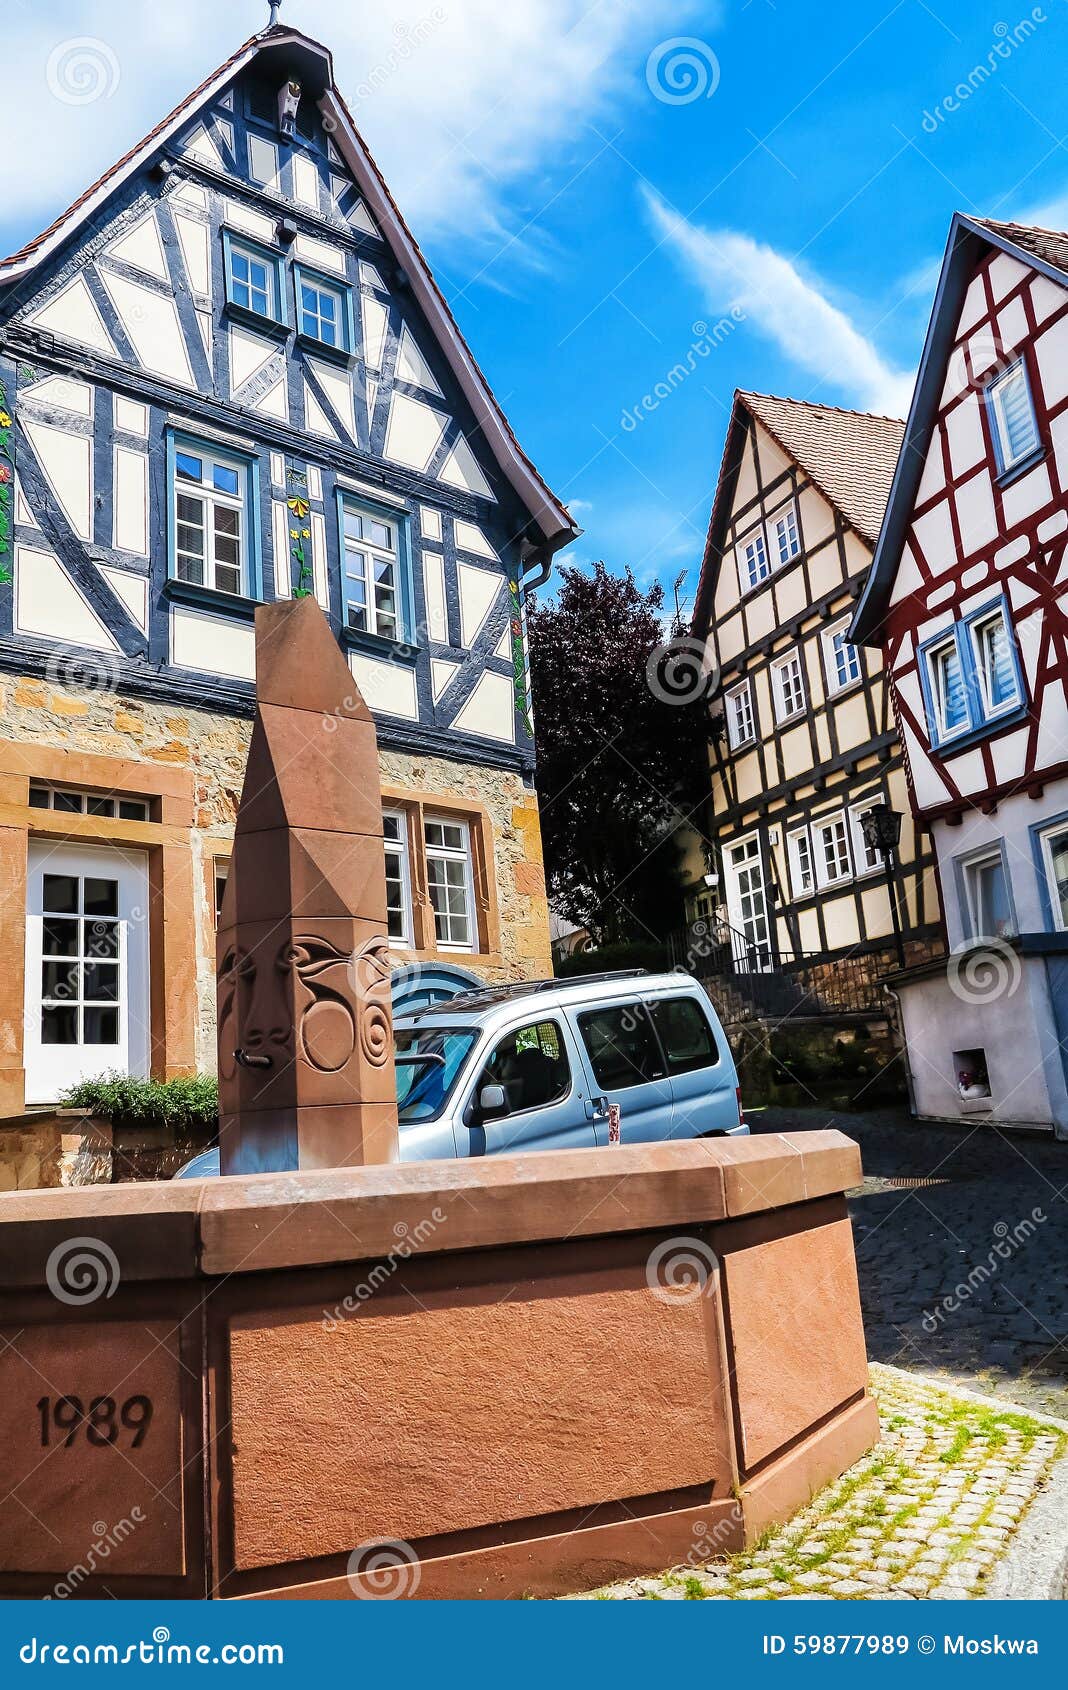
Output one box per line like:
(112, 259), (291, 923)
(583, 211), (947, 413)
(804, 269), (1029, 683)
(353, 936), (393, 1068)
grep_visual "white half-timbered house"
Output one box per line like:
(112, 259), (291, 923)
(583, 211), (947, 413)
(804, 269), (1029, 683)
(687, 392), (941, 1005)
(0, 18), (576, 1118)
(852, 214), (1068, 1139)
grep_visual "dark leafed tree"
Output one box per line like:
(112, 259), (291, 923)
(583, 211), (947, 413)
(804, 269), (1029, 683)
(527, 561), (710, 947)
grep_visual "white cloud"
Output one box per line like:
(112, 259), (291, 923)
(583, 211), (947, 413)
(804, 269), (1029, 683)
(1, 0), (698, 254)
(642, 186), (915, 417)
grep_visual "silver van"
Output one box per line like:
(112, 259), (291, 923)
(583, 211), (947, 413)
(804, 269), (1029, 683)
(175, 970), (745, 1176)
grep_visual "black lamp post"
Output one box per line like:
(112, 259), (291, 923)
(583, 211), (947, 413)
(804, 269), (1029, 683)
(860, 803), (906, 971)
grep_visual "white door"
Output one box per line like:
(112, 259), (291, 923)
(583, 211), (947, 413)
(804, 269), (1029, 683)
(722, 835), (773, 972)
(24, 843), (150, 1104)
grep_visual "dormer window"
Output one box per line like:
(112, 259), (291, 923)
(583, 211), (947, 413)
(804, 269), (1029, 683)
(985, 358), (1040, 476)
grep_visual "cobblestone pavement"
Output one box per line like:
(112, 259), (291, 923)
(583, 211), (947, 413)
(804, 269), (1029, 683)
(576, 1367), (1065, 1601)
(754, 1108), (1068, 1419)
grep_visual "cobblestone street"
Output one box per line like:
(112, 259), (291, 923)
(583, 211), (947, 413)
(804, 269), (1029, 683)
(755, 1109), (1068, 1419)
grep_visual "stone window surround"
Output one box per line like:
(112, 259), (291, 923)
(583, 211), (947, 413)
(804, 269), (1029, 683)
(0, 738), (197, 1119)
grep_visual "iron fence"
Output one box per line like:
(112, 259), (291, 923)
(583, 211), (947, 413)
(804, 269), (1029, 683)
(668, 919), (895, 1023)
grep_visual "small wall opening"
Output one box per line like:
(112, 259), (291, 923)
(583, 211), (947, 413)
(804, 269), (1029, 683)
(954, 1047), (991, 1101)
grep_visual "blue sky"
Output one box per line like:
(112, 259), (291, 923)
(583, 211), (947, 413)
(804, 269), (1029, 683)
(4, 0), (1068, 615)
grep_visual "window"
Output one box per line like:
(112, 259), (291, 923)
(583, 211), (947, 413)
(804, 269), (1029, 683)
(823, 619), (862, 694)
(40, 870), (120, 1048)
(725, 681), (755, 749)
(223, 234), (285, 325)
(1039, 824), (1068, 931)
(787, 827), (814, 897)
(170, 441), (250, 597)
(424, 817), (475, 950)
(383, 810), (412, 944)
(771, 650), (806, 721)
(970, 608), (1018, 718)
(28, 786), (149, 821)
(813, 814), (852, 886)
(395, 1026), (479, 1124)
(986, 358), (1040, 475)
(214, 858), (229, 923)
(920, 599), (1023, 748)
(477, 1019), (571, 1115)
(738, 527), (769, 591)
(961, 849), (1014, 940)
(647, 996), (719, 1076)
(294, 264), (353, 352)
(341, 502), (402, 641)
(850, 807), (882, 875)
(577, 1002), (665, 1091)
(770, 501), (801, 567)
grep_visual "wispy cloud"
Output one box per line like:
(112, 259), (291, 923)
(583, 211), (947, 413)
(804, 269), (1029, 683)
(1, 0), (698, 256)
(642, 186), (915, 417)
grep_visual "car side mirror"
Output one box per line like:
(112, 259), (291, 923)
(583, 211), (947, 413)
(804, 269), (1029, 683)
(479, 1083), (508, 1118)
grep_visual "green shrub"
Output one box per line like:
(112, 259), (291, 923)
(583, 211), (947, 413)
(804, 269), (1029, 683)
(59, 1072), (219, 1133)
(556, 940), (670, 978)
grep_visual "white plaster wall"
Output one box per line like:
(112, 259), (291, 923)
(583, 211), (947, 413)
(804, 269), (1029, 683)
(932, 774), (1068, 949)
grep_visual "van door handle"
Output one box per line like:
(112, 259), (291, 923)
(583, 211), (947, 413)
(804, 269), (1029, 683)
(585, 1096), (609, 1121)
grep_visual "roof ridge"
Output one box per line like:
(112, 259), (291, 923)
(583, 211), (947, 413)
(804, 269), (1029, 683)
(739, 388), (906, 425)
(974, 214), (1068, 239)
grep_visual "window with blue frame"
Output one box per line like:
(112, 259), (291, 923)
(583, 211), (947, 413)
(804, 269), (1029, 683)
(168, 435), (259, 599)
(920, 598), (1024, 749)
(294, 264), (354, 353)
(341, 502), (402, 640)
(985, 358), (1040, 475)
(223, 232), (286, 327)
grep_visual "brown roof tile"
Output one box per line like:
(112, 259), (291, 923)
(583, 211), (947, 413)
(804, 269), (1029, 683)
(970, 216), (1068, 278)
(739, 391), (905, 546)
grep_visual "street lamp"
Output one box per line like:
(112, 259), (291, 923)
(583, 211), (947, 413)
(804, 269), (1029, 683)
(860, 803), (906, 971)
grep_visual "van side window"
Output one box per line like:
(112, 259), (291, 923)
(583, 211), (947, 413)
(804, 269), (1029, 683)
(648, 996), (720, 1075)
(577, 1003), (665, 1090)
(479, 1019), (571, 1113)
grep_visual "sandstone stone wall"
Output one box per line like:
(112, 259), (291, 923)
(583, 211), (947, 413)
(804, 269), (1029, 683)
(0, 675), (553, 1077)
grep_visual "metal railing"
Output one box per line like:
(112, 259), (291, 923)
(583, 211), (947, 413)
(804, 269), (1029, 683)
(668, 918), (894, 1023)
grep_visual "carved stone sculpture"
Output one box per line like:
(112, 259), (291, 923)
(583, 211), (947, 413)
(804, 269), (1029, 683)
(217, 596), (399, 1173)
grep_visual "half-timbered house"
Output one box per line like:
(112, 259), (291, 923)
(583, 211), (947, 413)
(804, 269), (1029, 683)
(689, 391), (941, 1000)
(0, 18), (576, 1117)
(852, 214), (1068, 1139)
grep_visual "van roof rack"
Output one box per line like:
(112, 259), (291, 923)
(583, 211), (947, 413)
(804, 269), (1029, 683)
(406, 968), (650, 1015)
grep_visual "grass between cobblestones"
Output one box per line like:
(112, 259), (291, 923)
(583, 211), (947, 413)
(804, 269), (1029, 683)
(579, 1365), (1067, 1601)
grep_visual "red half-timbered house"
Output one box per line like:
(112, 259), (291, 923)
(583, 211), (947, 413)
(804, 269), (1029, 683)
(852, 214), (1068, 1139)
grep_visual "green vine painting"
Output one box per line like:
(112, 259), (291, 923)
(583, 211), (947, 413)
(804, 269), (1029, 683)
(287, 464), (314, 598)
(0, 377), (13, 587)
(508, 577), (532, 737)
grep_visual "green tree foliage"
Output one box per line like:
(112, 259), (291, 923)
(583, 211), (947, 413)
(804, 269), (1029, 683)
(527, 562), (708, 946)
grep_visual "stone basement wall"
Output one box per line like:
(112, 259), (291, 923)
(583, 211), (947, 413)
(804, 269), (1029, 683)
(0, 675), (553, 1080)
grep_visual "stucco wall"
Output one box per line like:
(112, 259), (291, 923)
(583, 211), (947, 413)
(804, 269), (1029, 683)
(0, 674), (552, 1080)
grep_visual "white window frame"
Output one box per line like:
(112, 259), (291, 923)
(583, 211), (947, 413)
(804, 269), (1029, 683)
(821, 617), (862, 695)
(299, 274), (344, 347)
(228, 240), (277, 320)
(986, 358), (1040, 474)
(787, 826), (814, 898)
(849, 806), (883, 877)
(968, 607), (1020, 722)
(341, 502), (402, 641)
(925, 633), (971, 744)
(812, 813), (853, 889)
(737, 525), (770, 593)
(383, 809), (413, 947)
(771, 649), (806, 722)
(725, 680), (755, 749)
(424, 815), (477, 953)
(961, 847), (1015, 941)
(769, 500), (801, 568)
(173, 444), (247, 597)
(1039, 823), (1068, 933)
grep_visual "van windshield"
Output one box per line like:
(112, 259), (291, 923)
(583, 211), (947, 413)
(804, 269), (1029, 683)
(395, 1026), (479, 1124)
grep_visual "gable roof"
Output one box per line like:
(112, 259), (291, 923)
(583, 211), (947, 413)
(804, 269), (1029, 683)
(850, 212), (1068, 644)
(0, 24), (577, 555)
(691, 390), (904, 637)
